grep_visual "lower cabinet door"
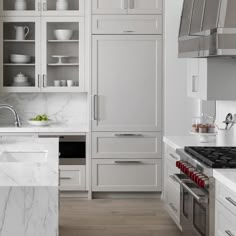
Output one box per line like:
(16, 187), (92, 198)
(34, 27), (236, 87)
(166, 181), (180, 226)
(92, 159), (162, 192)
(59, 165), (86, 191)
(215, 200), (236, 236)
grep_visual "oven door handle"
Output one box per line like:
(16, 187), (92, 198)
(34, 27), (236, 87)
(171, 174), (209, 204)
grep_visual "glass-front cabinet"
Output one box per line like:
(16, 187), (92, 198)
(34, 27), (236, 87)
(0, 0), (84, 16)
(0, 0), (85, 93)
(1, 17), (41, 92)
(41, 17), (84, 92)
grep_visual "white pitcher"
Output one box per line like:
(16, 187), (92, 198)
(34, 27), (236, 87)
(15, 26), (29, 40)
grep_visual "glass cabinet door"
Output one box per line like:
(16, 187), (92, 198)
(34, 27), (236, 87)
(1, 0), (41, 17)
(41, 0), (84, 16)
(1, 17), (41, 92)
(41, 17), (84, 92)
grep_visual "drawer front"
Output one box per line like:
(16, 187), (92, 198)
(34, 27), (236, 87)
(92, 132), (162, 159)
(166, 181), (180, 225)
(60, 166), (86, 191)
(166, 159), (180, 190)
(92, 159), (162, 192)
(92, 15), (162, 35)
(215, 200), (236, 236)
(216, 181), (236, 216)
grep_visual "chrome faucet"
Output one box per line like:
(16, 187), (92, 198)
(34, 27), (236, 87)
(0, 105), (21, 127)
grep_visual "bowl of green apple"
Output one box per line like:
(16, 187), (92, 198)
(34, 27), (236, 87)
(28, 114), (52, 126)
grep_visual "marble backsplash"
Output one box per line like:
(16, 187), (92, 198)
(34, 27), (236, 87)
(0, 93), (88, 125)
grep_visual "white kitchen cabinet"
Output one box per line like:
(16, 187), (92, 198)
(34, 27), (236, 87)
(59, 165), (86, 191)
(187, 58), (236, 100)
(0, 16), (85, 93)
(92, 132), (162, 159)
(215, 201), (236, 236)
(92, 0), (162, 15)
(164, 144), (181, 228)
(0, 0), (84, 17)
(128, 0), (162, 15)
(0, 17), (41, 93)
(92, 35), (162, 132)
(92, 158), (162, 192)
(92, 15), (162, 35)
(41, 17), (85, 92)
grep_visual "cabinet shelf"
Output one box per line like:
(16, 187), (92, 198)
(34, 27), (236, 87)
(4, 63), (35, 66)
(4, 40), (35, 43)
(47, 63), (79, 66)
(48, 40), (79, 43)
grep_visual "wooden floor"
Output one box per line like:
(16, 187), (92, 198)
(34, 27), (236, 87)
(60, 198), (182, 236)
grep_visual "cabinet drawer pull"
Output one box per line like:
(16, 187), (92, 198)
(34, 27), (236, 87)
(225, 230), (234, 236)
(60, 177), (72, 180)
(114, 134), (143, 137)
(169, 203), (177, 213)
(129, 0), (135, 9)
(114, 161), (142, 164)
(226, 197), (236, 207)
(169, 154), (178, 160)
(122, 0), (128, 9)
(123, 30), (135, 33)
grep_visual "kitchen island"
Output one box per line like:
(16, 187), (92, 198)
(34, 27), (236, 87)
(0, 136), (59, 236)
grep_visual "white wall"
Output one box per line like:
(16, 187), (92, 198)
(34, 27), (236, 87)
(164, 0), (199, 136)
(0, 93), (88, 125)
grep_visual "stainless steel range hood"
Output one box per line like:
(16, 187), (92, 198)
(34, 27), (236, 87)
(178, 0), (236, 58)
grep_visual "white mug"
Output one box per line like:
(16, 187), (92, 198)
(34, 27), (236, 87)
(67, 80), (73, 87)
(54, 80), (61, 87)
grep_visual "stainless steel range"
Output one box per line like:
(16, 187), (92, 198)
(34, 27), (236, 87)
(171, 147), (236, 236)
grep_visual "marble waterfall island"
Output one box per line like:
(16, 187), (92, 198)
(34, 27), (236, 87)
(0, 137), (59, 236)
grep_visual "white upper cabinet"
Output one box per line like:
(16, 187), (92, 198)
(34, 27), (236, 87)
(92, 35), (162, 132)
(187, 58), (236, 101)
(128, 0), (162, 15)
(92, 0), (162, 15)
(41, 17), (85, 92)
(0, 0), (84, 17)
(0, 17), (41, 93)
(92, 0), (128, 15)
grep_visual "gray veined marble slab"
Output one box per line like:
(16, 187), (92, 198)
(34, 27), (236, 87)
(0, 137), (59, 236)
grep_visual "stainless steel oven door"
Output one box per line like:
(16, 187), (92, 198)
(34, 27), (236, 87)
(172, 174), (209, 236)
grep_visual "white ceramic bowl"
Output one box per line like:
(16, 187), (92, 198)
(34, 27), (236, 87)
(54, 29), (73, 40)
(28, 120), (52, 126)
(10, 54), (31, 64)
(14, 76), (28, 83)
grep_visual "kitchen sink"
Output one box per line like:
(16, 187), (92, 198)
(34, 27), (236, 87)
(0, 151), (48, 163)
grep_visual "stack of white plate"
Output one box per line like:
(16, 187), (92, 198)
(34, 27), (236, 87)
(12, 72), (30, 87)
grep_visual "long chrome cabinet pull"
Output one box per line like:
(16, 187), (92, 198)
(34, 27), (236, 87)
(43, 74), (47, 87)
(129, 0), (135, 9)
(114, 161), (142, 164)
(60, 177), (72, 180)
(38, 74), (41, 88)
(225, 230), (234, 236)
(122, 0), (128, 9)
(114, 134), (143, 137)
(93, 95), (98, 121)
(226, 197), (236, 207)
(169, 203), (177, 213)
(169, 154), (178, 160)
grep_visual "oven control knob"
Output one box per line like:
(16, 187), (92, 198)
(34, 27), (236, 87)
(176, 161), (180, 168)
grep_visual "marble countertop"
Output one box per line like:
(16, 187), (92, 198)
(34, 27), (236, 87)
(0, 123), (89, 134)
(0, 136), (59, 187)
(213, 169), (236, 193)
(163, 136), (236, 150)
